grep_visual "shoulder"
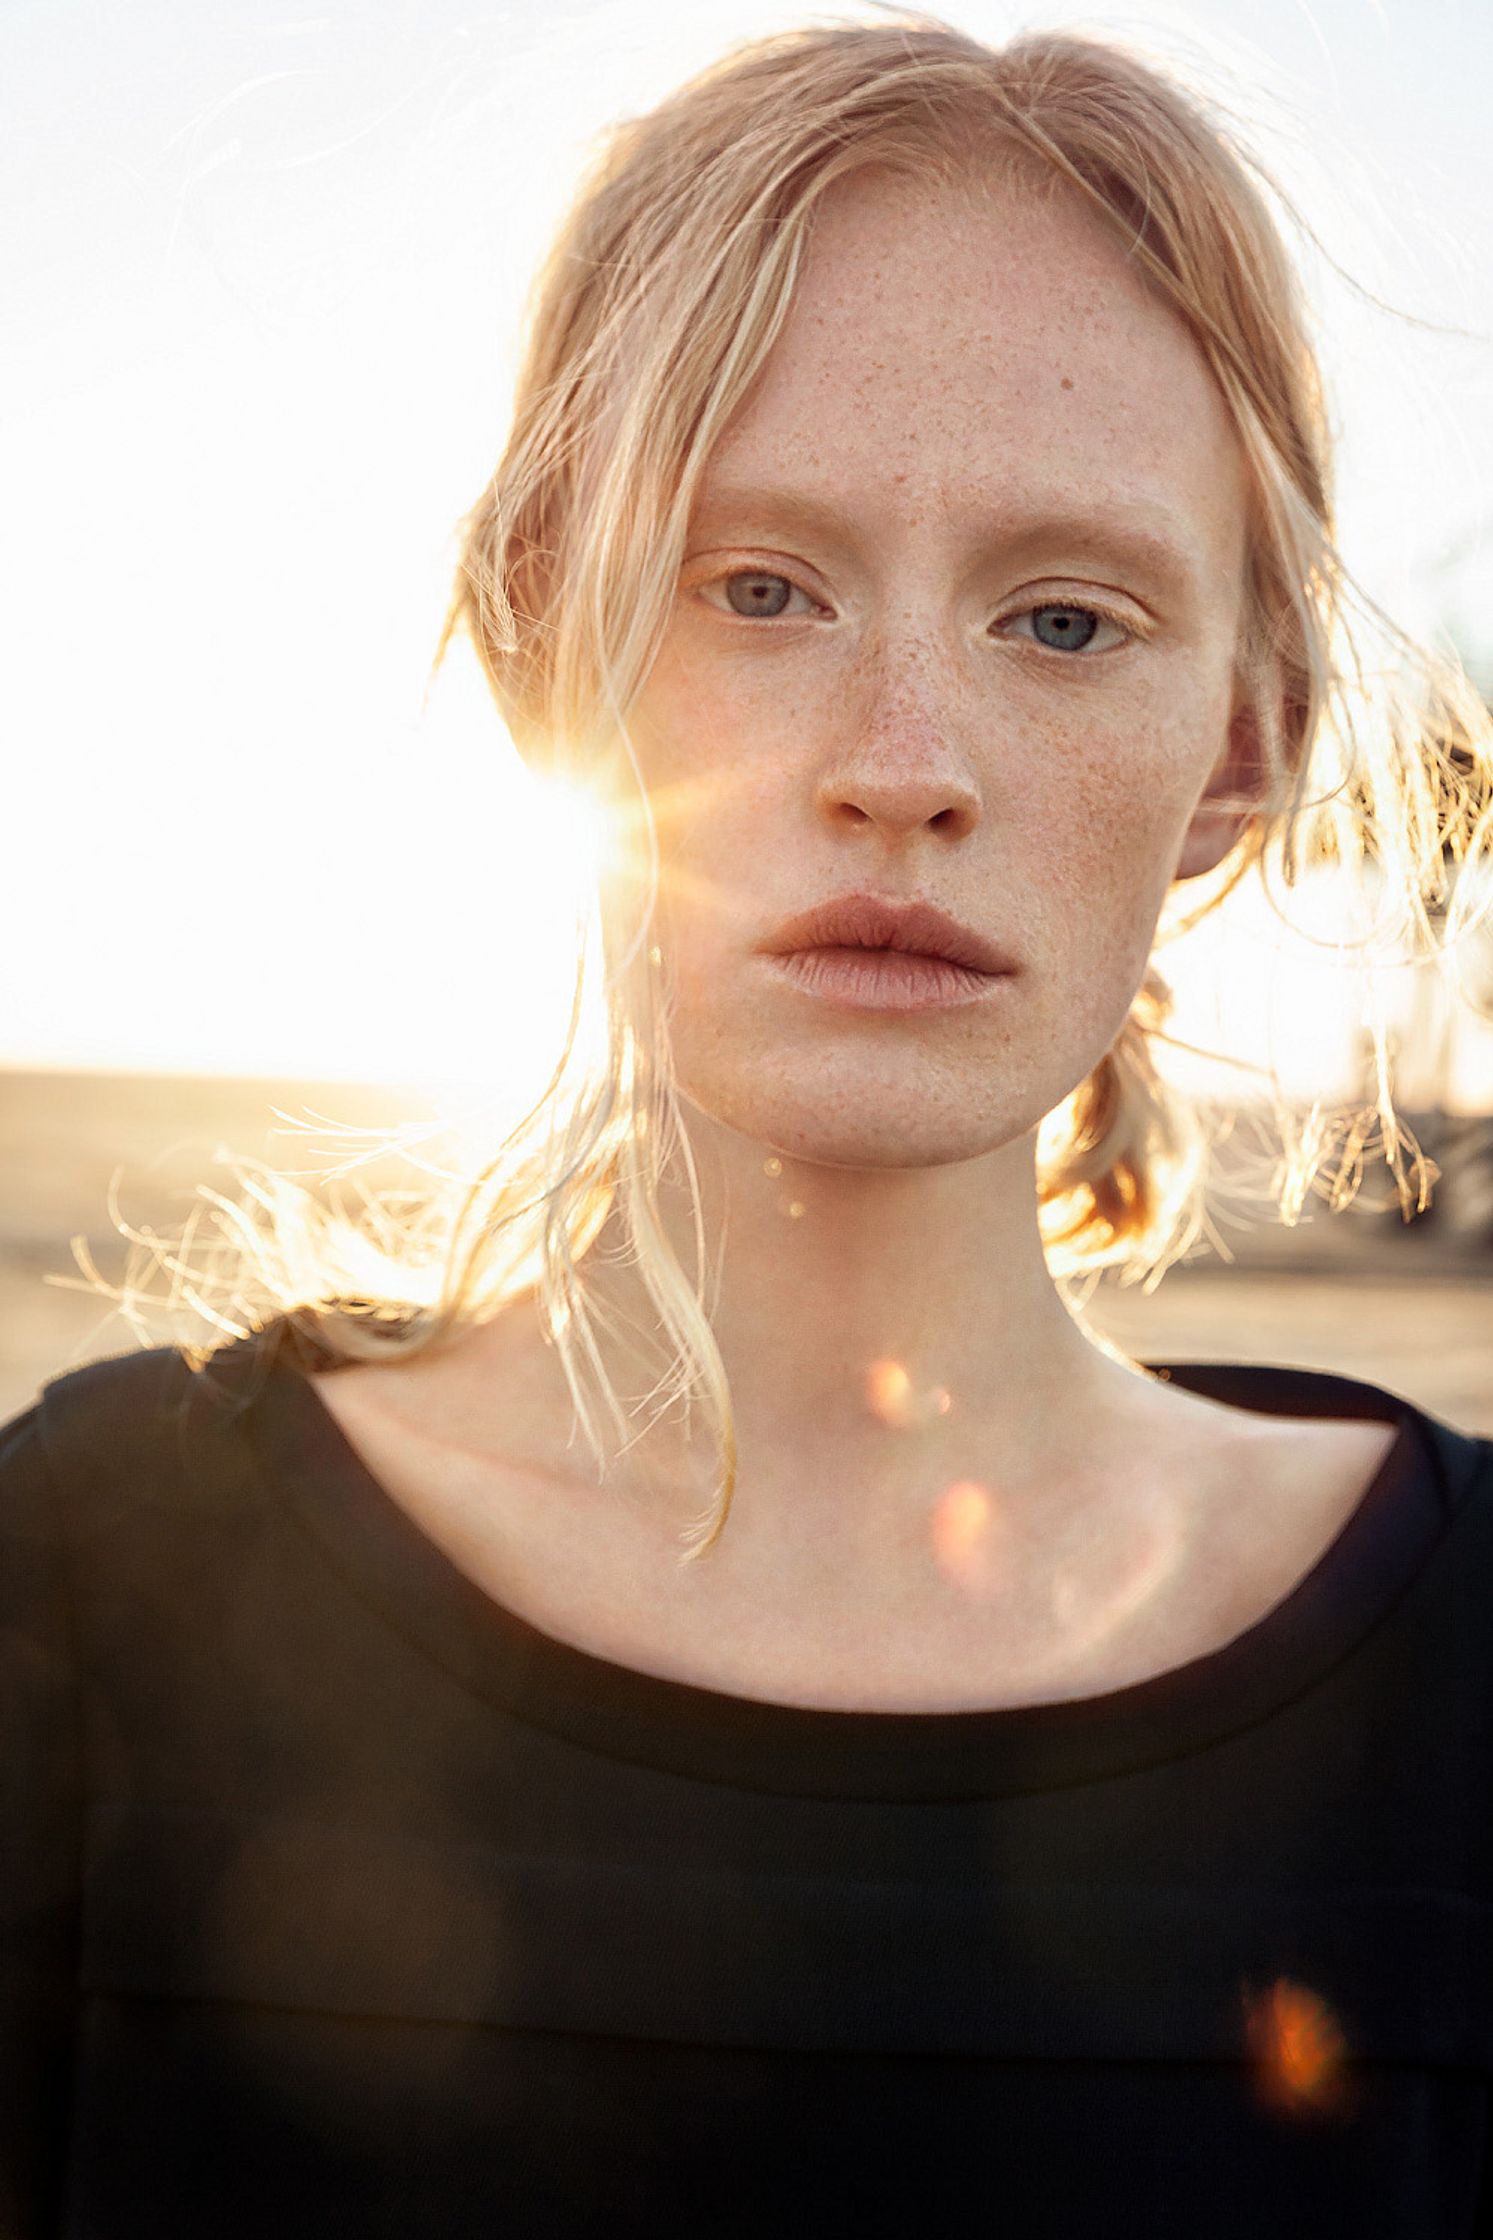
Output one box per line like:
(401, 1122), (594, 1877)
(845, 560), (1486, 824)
(1, 1329), (279, 1551)
(1156, 1357), (1493, 1507)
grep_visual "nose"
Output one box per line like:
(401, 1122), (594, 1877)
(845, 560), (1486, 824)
(814, 635), (981, 842)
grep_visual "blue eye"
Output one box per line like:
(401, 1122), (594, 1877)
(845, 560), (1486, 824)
(1003, 603), (1129, 653)
(701, 570), (815, 619)
(728, 573), (792, 617)
(1033, 604), (1098, 650)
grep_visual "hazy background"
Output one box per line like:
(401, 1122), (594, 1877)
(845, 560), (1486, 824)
(4, 0), (1492, 1428)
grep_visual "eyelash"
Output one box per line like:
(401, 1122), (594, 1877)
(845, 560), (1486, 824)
(694, 568), (1141, 653)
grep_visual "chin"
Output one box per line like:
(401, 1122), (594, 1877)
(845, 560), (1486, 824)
(677, 1077), (1046, 1173)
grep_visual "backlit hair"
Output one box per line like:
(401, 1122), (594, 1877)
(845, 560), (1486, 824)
(81, 14), (1493, 1556)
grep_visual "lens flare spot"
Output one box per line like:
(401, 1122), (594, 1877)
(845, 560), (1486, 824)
(1243, 1978), (1350, 2117)
(866, 1359), (914, 1426)
(865, 1359), (956, 1430)
(930, 1477), (1007, 1596)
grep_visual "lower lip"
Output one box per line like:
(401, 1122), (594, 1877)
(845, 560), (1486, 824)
(764, 947), (1011, 1012)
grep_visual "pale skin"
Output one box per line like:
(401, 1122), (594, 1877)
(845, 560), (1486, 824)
(312, 163), (1396, 1710)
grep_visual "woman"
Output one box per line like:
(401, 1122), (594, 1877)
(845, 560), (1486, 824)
(5, 16), (1493, 2235)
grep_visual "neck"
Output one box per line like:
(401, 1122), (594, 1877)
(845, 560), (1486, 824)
(579, 1104), (1160, 1563)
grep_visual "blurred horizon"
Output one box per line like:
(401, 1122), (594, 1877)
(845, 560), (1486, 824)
(5, 1059), (1492, 1437)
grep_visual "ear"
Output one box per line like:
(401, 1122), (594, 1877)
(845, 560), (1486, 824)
(1172, 695), (1267, 883)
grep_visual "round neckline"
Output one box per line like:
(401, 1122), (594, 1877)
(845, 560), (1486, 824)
(229, 1321), (1464, 1801)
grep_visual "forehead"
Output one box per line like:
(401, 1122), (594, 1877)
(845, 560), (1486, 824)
(701, 164), (1249, 592)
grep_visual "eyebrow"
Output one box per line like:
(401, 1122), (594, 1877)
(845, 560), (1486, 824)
(689, 481), (1203, 597)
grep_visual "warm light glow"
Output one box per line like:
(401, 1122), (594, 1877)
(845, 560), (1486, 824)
(1243, 1978), (1351, 2117)
(866, 1358), (914, 1425)
(866, 1357), (955, 1429)
(530, 771), (611, 904)
(383, 648), (615, 1105)
(929, 1477), (1007, 1596)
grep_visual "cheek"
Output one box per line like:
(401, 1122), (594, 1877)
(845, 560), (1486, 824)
(630, 641), (804, 869)
(1029, 665), (1230, 862)
(1009, 679), (1231, 974)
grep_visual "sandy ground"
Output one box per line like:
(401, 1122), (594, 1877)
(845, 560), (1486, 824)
(3, 1068), (1492, 1437)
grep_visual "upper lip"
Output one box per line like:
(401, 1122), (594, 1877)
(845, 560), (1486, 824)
(760, 892), (1016, 975)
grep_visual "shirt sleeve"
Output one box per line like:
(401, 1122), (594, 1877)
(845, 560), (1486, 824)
(0, 1402), (84, 2236)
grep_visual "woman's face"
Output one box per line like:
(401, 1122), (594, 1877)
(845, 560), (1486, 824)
(625, 162), (1256, 1169)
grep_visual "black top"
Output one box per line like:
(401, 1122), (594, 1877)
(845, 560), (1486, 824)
(4, 1317), (1493, 2236)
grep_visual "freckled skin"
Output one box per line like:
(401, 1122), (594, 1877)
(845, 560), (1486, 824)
(630, 164), (1255, 1174)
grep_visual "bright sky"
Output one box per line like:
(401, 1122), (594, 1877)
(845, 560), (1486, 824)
(4, 0), (1492, 1109)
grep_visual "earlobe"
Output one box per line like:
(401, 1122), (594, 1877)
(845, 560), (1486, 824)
(1172, 701), (1265, 883)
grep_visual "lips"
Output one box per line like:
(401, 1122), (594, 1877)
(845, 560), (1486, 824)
(760, 892), (1015, 975)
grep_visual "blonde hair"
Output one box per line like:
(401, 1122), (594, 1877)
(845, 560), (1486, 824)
(76, 13), (1493, 1556)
